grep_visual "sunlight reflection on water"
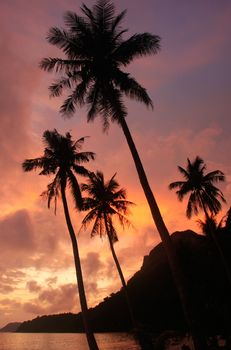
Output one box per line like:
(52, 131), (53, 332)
(0, 333), (140, 350)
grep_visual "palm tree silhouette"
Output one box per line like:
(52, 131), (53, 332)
(80, 171), (137, 330)
(169, 156), (226, 219)
(39, 2), (203, 347)
(197, 214), (221, 236)
(169, 156), (231, 286)
(22, 129), (99, 350)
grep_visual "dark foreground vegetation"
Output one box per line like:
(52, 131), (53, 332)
(17, 230), (231, 335)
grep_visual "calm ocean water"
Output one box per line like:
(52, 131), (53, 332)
(0, 333), (140, 350)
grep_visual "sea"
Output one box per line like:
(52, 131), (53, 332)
(0, 333), (140, 350)
(0, 332), (194, 350)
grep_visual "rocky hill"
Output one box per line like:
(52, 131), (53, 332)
(17, 230), (231, 334)
(0, 322), (21, 332)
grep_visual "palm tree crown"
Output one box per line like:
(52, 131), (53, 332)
(81, 171), (133, 242)
(22, 129), (95, 210)
(169, 156), (226, 218)
(40, 0), (160, 128)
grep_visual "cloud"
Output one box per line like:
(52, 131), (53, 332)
(26, 281), (42, 293)
(82, 252), (104, 277)
(24, 283), (78, 315)
(0, 210), (35, 251)
(0, 284), (14, 294)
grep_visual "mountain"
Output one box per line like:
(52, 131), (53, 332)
(0, 322), (21, 332)
(17, 230), (231, 334)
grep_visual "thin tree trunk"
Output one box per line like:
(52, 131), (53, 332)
(103, 214), (138, 330)
(61, 184), (99, 350)
(202, 202), (231, 288)
(104, 216), (154, 350)
(119, 116), (208, 350)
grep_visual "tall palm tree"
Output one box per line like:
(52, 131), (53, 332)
(169, 156), (231, 286)
(22, 129), (99, 350)
(39, 2), (206, 348)
(80, 171), (137, 330)
(169, 156), (226, 219)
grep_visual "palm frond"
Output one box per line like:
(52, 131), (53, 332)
(110, 207), (132, 229)
(67, 170), (82, 209)
(190, 156), (204, 172)
(93, 0), (115, 31)
(60, 95), (76, 116)
(177, 166), (189, 179)
(72, 165), (91, 178)
(168, 181), (185, 190)
(42, 129), (60, 150)
(74, 151), (95, 163)
(114, 33), (160, 65)
(186, 192), (199, 218)
(39, 57), (79, 73)
(106, 173), (118, 191)
(80, 3), (95, 24)
(87, 82), (100, 120)
(204, 170), (225, 183)
(73, 135), (86, 148)
(46, 27), (71, 50)
(64, 11), (91, 37)
(82, 208), (97, 225)
(111, 9), (127, 34)
(49, 77), (71, 97)
(39, 57), (63, 72)
(112, 199), (134, 215)
(81, 197), (98, 211)
(92, 215), (105, 238)
(114, 69), (153, 108)
(22, 157), (46, 172)
(41, 174), (61, 214)
(197, 215), (218, 236)
(102, 86), (127, 124)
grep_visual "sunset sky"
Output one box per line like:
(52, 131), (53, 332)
(0, 0), (231, 328)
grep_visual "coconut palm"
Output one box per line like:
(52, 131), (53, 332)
(169, 156), (231, 286)
(197, 214), (221, 236)
(80, 171), (137, 329)
(39, 2), (205, 347)
(169, 156), (226, 219)
(22, 129), (99, 350)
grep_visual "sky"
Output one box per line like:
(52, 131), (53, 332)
(0, 0), (231, 328)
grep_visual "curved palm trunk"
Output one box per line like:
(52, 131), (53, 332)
(103, 214), (138, 331)
(201, 201), (231, 287)
(60, 184), (99, 350)
(119, 116), (208, 350)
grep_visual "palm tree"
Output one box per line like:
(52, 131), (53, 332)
(197, 214), (220, 236)
(169, 156), (231, 286)
(169, 156), (226, 220)
(39, 2), (205, 348)
(22, 129), (99, 350)
(80, 171), (137, 330)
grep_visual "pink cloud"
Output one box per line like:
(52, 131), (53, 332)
(24, 283), (78, 315)
(0, 210), (35, 251)
(26, 281), (42, 293)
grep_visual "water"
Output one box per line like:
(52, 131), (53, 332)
(0, 333), (140, 350)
